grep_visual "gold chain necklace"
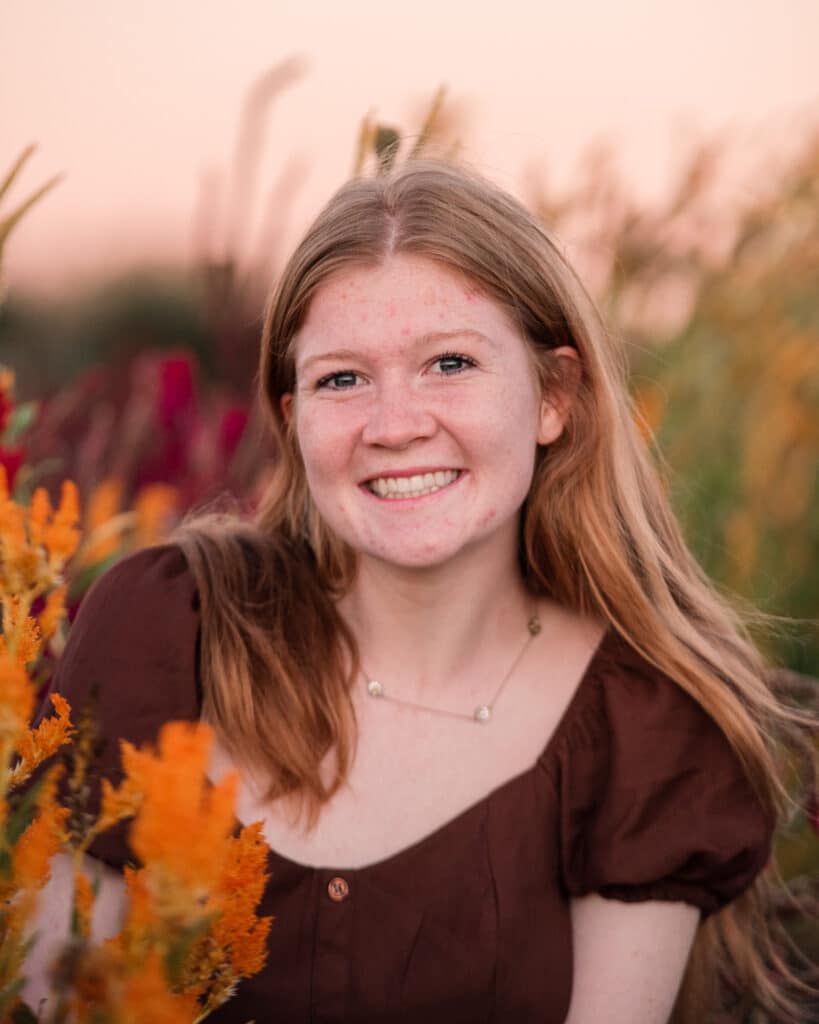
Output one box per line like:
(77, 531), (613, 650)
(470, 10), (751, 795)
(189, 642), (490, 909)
(363, 614), (542, 723)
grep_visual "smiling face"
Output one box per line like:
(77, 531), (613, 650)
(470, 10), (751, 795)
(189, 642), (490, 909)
(285, 253), (572, 575)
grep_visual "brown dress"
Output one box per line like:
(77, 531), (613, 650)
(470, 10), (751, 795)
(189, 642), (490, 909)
(33, 544), (773, 1023)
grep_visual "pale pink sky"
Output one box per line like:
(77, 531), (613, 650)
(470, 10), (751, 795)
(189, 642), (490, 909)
(2, 0), (817, 294)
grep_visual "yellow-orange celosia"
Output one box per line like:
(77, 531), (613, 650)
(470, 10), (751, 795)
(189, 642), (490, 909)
(80, 476), (125, 564)
(95, 770), (143, 835)
(0, 613), (42, 667)
(72, 868), (95, 939)
(38, 583), (67, 642)
(28, 487), (52, 548)
(127, 722), (238, 905)
(43, 479), (81, 570)
(135, 483), (180, 548)
(212, 822), (273, 978)
(119, 952), (198, 1024)
(11, 775), (69, 890)
(0, 651), (34, 747)
(10, 693), (74, 788)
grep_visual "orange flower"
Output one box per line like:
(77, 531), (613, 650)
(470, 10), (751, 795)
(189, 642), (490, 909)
(119, 952), (198, 1024)
(44, 479), (81, 569)
(0, 604), (41, 666)
(95, 765), (143, 834)
(127, 722), (238, 908)
(212, 822), (273, 977)
(12, 776), (69, 890)
(0, 491), (25, 550)
(121, 866), (154, 937)
(0, 497), (40, 594)
(28, 486), (52, 547)
(10, 692), (74, 788)
(135, 484), (180, 547)
(0, 650), (34, 746)
(2, 613), (42, 667)
(38, 583), (67, 642)
(80, 476), (125, 565)
(73, 867), (95, 939)
(67, 945), (124, 1022)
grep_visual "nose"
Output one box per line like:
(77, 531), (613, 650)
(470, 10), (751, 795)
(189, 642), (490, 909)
(360, 383), (436, 449)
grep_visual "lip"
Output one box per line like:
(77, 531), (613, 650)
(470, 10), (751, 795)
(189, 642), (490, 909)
(359, 468), (466, 502)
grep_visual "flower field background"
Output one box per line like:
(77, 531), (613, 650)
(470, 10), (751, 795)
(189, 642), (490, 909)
(2, 94), (817, 678)
(0, 84), (817, 1017)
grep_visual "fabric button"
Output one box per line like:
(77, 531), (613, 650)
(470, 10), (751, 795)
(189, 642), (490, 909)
(327, 876), (350, 902)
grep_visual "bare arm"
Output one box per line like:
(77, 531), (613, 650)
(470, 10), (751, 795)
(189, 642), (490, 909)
(22, 851), (128, 1011)
(564, 895), (700, 1024)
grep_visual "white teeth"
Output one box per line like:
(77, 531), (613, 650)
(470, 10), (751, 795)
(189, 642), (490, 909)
(367, 469), (459, 499)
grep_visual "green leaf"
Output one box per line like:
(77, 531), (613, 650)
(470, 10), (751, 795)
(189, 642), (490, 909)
(68, 549), (127, 600)
(2, 401), (39, 445)
(10, 458), (65, 504)
(6, 769), (49, 842)
(164, 915), (216, 987)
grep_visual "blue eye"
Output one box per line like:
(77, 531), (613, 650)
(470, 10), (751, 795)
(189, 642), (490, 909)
(434, 353), (475, 375)
(317, 371), (360, 390)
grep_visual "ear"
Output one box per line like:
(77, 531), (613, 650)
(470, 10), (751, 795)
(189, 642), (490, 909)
(537, 346), (580, 446)
(280, 393), (294, 425)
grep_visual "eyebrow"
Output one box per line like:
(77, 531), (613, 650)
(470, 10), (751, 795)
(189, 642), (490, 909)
(296, 329), (497, 374)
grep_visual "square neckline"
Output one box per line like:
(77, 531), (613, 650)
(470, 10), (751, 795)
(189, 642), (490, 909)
(252, 627), (614, 876)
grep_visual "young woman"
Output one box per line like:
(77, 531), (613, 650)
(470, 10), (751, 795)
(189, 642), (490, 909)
(28, 160), (811, 1022)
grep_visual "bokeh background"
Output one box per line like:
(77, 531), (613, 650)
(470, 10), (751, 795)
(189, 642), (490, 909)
(1, 0), (818, 989)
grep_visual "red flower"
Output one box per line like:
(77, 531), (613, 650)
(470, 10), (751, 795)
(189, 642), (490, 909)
(0, 446), (24, 489)
(157, 355), (196, 429)
(0, 391), (13, 435)
(218, 406), (249, 461)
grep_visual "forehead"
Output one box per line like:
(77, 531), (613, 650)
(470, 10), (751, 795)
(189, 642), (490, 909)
(294, 254), (523, 360)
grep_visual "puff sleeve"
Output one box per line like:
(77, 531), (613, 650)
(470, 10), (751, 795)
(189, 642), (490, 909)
(30, 543), (202, 868)
(554, 634), (774, 917)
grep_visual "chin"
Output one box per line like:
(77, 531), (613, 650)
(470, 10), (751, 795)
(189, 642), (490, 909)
(360, 539), (479, 573)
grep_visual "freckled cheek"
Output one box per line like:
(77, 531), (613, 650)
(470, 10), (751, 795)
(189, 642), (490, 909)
(296, 421), (356, 483)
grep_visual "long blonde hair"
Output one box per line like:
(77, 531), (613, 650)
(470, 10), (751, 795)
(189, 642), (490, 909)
(172, 159), (814, 1021)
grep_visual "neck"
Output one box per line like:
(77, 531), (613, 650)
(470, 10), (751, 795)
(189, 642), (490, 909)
(337, 542), (534, 703)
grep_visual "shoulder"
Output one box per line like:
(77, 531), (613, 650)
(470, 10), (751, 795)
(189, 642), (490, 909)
(549, 630), (774, 915)
(81, 542), (198, 613)
(38, 542), (202, 740)
(545, 629), (738, 768)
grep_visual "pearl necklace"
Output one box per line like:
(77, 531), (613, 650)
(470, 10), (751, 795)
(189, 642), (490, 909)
(364, 614), (542, 723)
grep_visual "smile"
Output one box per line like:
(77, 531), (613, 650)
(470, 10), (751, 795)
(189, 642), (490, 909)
(365, 469), (461, 499)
